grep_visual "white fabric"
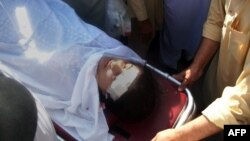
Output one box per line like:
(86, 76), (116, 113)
(107, 65), (140, 101)
(0, 0), (144, 141)
(106, 0), (131, 37)
(34, 98), (58, 141)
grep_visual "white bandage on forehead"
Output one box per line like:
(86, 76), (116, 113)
(107, 65), (140, 101)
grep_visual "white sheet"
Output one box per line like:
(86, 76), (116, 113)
(34, 97), (58, 141)
(0, 0), (144, 140)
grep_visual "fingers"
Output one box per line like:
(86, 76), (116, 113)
(172, 71), (190, 91)
(178, 78), (189, 91)
(172, 73), (184, 81)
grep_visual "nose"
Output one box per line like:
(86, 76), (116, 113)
(111, 62), (124, 76)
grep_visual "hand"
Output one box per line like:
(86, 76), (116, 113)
(137, 19), (154, 43)
(172, 65), (203, 91)
(151, 128), (188, 141)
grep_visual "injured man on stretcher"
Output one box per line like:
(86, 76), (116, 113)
(0, 0), (157, 141)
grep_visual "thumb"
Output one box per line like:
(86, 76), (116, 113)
(178, 78), (189, 91)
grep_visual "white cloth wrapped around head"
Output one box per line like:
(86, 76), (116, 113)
(107, 64), (141, 101)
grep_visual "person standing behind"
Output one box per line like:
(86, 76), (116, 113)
(62, 0), (107, 31)
(152, 0), (250, 140)
(158, 0), (211, 74)
(126, 0), (163, 58)
(63, 0), (163, 58)
(62, 0), (130, 39)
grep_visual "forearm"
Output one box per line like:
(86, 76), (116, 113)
(176, 115), (222, 141)
(191, 37), (220, 72)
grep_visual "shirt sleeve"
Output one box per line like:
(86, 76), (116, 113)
(202, 0), (225, 42)
(126, 0), (148, 21)
(202, 68), (250, 128)
(202, 27), (250, 129)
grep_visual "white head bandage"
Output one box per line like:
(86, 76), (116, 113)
(107, 65), (140, 101)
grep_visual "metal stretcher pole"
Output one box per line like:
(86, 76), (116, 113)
(145, 63), (196, 128)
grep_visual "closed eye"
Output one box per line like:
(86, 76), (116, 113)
(124, 63), (132, 69)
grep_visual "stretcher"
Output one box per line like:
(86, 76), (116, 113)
(54, 63), (196, 141)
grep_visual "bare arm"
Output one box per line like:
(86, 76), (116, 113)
(191, 37), (220, 72)
(173, 37), (220, 91)
(151, 115), (222, 141)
